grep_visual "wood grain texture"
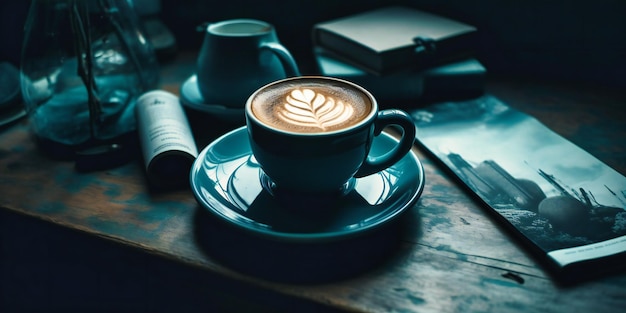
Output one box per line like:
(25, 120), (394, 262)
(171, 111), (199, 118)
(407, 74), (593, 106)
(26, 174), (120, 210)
(1, 52), (625, 312)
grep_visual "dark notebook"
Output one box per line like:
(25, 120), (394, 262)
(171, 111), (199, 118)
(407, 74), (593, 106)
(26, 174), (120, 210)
(312, 6), (477, 75)
(412, 95), (626, 281)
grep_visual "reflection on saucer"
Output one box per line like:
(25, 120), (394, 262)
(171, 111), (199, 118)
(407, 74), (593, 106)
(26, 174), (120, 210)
(179, 74), (244, 122)
(190, 126), (424, 241)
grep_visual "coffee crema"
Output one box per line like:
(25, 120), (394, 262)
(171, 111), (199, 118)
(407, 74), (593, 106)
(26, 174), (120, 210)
(250, 78), (373, 133)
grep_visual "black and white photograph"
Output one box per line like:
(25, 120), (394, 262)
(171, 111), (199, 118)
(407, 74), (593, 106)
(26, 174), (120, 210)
(413, 95), (626, 267)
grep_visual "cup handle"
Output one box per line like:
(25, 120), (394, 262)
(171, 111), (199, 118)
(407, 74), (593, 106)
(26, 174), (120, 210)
(260, 42), (301, 77)
(354, 109), (416, 178)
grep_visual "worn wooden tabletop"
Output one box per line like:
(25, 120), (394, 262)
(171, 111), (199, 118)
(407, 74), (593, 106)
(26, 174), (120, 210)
(1, 52), (625, 312)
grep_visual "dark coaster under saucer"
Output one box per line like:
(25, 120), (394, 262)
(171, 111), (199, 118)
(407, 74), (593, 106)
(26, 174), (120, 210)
(190, 126), (425, 282)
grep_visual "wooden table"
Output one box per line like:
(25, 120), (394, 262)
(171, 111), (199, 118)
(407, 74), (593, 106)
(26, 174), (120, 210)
(2, 52), (626, 312)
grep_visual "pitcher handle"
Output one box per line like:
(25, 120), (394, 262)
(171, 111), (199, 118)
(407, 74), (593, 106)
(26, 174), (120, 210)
(260, 42), (301, 77)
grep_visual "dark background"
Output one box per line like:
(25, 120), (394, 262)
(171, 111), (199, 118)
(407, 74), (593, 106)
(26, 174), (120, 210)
(2, 0), (626, 88)
(1, 0), (625, 311)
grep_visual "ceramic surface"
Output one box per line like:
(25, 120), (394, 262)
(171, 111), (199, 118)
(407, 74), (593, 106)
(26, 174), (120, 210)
(244, 76), (417, 193)
(190, 126), (425, 242)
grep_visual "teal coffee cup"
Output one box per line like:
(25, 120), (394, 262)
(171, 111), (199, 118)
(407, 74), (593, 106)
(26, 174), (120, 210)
(245, 76), (416, 195)
(197, 19), (300, 107)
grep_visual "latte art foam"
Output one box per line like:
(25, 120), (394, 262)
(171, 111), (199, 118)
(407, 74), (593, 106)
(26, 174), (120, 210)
(279, 88), (355, 131)
(250, 78), (372, 133)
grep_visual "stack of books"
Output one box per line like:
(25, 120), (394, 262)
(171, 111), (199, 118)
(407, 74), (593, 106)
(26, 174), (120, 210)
(312, 6), (486, 106)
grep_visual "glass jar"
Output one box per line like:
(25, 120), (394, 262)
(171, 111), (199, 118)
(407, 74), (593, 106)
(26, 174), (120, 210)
(20, 0), (159, 160)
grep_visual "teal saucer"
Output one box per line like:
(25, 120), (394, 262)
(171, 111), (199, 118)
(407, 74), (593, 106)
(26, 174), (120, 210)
(190, 126), (425, 243)
(179, 74), (244, 122)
